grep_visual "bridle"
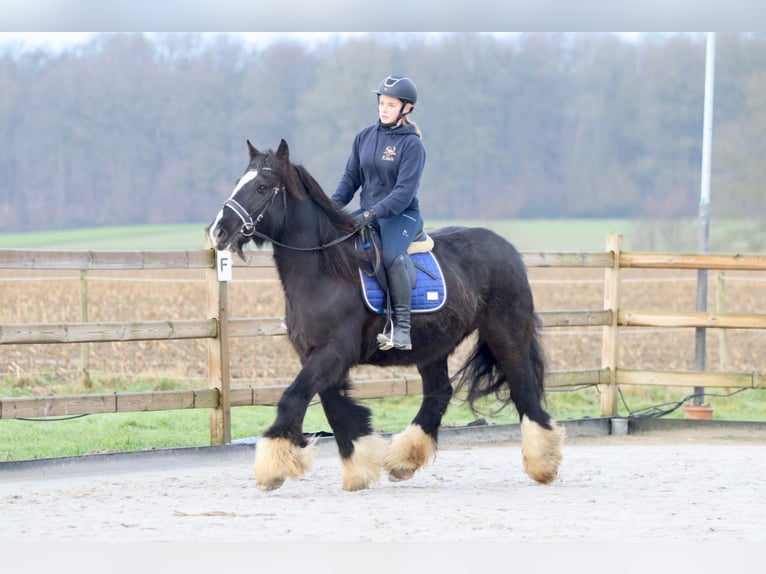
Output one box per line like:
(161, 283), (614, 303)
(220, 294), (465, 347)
(220, 168), (358, 252)
(223, 192), (277, 238)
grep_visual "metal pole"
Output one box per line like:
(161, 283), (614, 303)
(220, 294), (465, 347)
(693, 32), (716, 406)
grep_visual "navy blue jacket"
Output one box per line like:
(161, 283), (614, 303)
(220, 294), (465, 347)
(332, 120), (425, 219)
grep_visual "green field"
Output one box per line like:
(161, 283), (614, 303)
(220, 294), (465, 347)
(1, 218), (763, 252)
(0, 223), (212, 250)
(0, 219), (625, 251)
(2, 385), (764, 461)
(0, 219), (766, 253)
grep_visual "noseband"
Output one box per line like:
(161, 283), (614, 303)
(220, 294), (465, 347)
(223, 167), (283, 237)
(223, 197), (257, 237)
(218, 167), (358, 252)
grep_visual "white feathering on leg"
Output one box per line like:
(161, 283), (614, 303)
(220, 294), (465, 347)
(340, 434), (389, 491)
(520, 415), (565, 484)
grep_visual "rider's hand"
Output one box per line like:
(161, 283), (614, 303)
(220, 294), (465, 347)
(353, 209), (376, 229)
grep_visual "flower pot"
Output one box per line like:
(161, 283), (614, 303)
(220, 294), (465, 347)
(684, 404), (714, 420)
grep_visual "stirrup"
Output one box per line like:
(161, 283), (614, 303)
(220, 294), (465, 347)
(376, 330), (412, 351)
(376, 332), (395, 351)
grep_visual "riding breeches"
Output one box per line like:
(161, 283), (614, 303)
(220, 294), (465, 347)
(377, 206), (422, 268)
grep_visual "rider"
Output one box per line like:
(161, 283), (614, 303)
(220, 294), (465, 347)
(332, 74), (426, 351)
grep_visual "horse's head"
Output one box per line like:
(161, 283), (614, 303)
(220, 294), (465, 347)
(207, 139), (295, 259)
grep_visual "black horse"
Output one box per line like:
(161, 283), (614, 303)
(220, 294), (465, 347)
(207, 139), (564, 491)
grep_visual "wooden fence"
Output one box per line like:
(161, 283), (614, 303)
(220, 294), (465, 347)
(1, 233), (764, 445)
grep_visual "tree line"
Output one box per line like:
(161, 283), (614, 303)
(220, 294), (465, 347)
(0, 32), (764, 233)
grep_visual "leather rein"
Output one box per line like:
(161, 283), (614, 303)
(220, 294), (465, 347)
(221, 173), (360, 253)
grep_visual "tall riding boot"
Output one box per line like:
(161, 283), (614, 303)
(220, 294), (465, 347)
(377, 256), (412, 351)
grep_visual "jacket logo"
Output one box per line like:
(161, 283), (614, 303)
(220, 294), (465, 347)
(381, 146), (397, 162)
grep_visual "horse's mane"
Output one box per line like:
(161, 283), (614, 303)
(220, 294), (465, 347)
(292, 163), (353, 232)
(276, 154), (364, 282)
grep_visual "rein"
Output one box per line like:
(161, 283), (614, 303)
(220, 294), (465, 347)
(222, 190), (359, 253)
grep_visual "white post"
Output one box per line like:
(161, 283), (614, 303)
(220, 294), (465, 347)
(693, 32), (716, 407)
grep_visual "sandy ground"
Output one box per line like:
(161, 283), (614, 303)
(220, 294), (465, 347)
(2, 422), (766, 544)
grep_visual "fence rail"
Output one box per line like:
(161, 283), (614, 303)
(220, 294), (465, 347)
(2, 233), (765, 444)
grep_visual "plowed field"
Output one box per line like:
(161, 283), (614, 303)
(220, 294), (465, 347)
(2, 265), (765, 403)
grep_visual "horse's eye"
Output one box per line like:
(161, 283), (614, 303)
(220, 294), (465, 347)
(257, 184), (269, 192)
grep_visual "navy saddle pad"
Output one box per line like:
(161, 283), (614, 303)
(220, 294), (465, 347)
(360, 251), (447, 314)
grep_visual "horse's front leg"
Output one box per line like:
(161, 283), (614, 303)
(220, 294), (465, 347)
(254, 385), (315, 491)
(319, 379), (388, 491)
(384, 359), (452, 481)
(254, 349), (344, 491)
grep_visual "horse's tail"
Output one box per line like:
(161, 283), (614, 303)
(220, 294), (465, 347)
(454, 314), (546, 416)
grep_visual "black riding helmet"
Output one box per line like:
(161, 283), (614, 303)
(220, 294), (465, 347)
(374, 75), (417, 126)
(374, 75), (418, 106)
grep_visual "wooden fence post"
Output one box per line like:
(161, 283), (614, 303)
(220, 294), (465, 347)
(600, 233), (622, 416)
(205, 234), (231, 445)
(79, 270), (92, 388)
(716, 271), (729, 370)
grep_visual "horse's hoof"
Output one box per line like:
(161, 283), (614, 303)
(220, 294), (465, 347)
(256, 477), (285, 491)
(341, 434), (388, 491)
(254, 436), (315, 491)
(383, 424), (437, 482)
(388, 468), (416, 482)
(521, 416), (565, 484)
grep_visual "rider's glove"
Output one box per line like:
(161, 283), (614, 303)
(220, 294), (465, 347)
(353, 209), (377, 229)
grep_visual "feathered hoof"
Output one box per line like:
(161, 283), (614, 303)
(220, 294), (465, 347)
(340, 434), (389, 491)
(388, 468), (416, 482)
(256, 476), (285, 492)
(383, 424), (437, 482)
(254, 436), (315, 491)
(521, 415), (565, 484)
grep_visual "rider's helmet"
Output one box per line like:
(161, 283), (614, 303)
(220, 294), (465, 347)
(374, 75), (418, 106)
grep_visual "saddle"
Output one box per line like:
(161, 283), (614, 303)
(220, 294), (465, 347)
(357, 227), (447, 315)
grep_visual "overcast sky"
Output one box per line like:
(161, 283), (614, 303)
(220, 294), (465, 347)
(0, 2), (759, 40)
(0, 32), (379, 52)
(0, 32), (655, 55)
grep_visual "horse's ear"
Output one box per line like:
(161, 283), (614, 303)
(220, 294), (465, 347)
(276, 139), (289, 162)
(247, 140), (259, 159)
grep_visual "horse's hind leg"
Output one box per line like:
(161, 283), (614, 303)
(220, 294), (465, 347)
(384, 359), (452, 481)
(319, 380), (387, 491)
(519, 410), (564, 484)
(481, 321), (564, 484)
